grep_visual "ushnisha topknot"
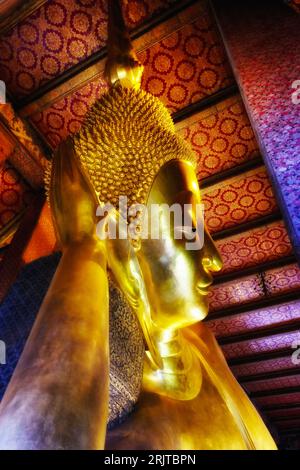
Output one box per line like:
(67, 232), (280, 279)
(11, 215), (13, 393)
(71, 85), (197, 209)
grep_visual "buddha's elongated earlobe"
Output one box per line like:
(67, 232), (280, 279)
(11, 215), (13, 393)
(103, 211), (163, 369)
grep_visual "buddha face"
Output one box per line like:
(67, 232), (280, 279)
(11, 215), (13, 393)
(137, 160), (223, 332)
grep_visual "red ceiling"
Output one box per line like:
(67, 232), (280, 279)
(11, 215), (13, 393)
(0, 0), (299, 446)
(216, 221), (293, 274)
(209, 263), (300, 312)
(207, 299), (300, 337)
(222, 330), (300, 359)
(177, 96), (259, 180)
(202, 166), (277, 233)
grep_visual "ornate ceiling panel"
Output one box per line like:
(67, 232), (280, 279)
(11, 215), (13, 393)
(0, 1), (47, 34)
(203, 167), (277, 233)
(215, 221), (293, 274)
(30, 78), (108, 148)
(209, 263), (300, 312)
(0, 0), (179, 98)
(208, 274), (264, 312)
(231, 356), (297, 378)
(139, 15), (233, 113)
(0, 0), (298, 443)
(28, 7), (233, 147)
(245, 375), (300, 393)
(267, 408), (300, 419)
(222, 330), (300, 360)
(0, 161), (34, 231)
(8, 146), (45, 189)
(207, 299), (300, 337)
(255, 393), (300, 408)
(264, 263), (300, 295)
(176, 95), (259, 180)
(276, 419), (300, 430)
(0, 104), (48, 182)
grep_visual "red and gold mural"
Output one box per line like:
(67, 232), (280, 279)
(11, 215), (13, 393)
(0, 0), (299, 445)
(207, 299), (300, 337)
(222, 330), (300, 360)
(0, 0), (179, 98)
(176, 96), (259, 180)
(231, 356), (297, 378)
(203, 167), (277, 233)
(216, 221), (293, 274)
(209, 263), (300, 312)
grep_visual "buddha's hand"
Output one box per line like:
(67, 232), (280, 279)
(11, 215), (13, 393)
(48, 137), (100, 249)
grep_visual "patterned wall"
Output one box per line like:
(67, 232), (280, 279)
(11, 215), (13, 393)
(209, 263), (300, 312)
(30, 78), (109, 148)
(222, 330), (300, 360)
(176, 95), (259, 180)
(216, 221), (293, 274)
(264, 263), (300, 295)
(209, 274), (265, 311)
(139, 14), (233, 113)
(231, 356), (297, 378)
(0, 104), (47, 187)
(26, 1), (233, 147)
(202, 167), (277, 233)
(245, 375), (300, 393)
(207, 299), (300, 337)
(255, 393), (300, 408)
(0, 0), (179, 98)
(267, 408), (300, 420)
(215, 0), (300, 259)
(0, 161), (34, 231)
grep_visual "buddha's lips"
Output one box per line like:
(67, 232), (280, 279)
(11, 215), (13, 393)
(196, 287), (210, 296)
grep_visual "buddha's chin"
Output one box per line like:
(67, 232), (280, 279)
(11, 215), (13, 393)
(176, 300), (208, 327)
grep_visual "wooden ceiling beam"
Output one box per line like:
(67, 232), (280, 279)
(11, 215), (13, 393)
(16, 0), (200, 113)
(279, 426), (300, 436)
(217, 320), (300, 346)
(172, 84), (238, 123)
(228, 347), (293, 366)
(208, 289), (300, 320)
(213, 254), (296, 286)
(262, 403), (300, 412)
(200, 155), (263, 189)
(270, 415), (300, 423)
(0, 0), (47, 35)
(212, 211), (282, 241)
(250, 385), (300, 399)
(239, 367), (300, 384)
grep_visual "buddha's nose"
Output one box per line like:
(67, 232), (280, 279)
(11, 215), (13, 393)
(202, 228), (223, 273)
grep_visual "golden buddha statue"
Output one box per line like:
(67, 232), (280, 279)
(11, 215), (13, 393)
(0, 0), (276, 450)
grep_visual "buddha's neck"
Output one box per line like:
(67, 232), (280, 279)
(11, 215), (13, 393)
(144, 326), (202, 400)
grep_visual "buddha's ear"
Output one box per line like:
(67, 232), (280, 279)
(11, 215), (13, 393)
(97, 211), (162, 369)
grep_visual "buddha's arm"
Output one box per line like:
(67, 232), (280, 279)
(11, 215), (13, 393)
(0, 140), (110, 450)
(0, 240), (109, 450)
